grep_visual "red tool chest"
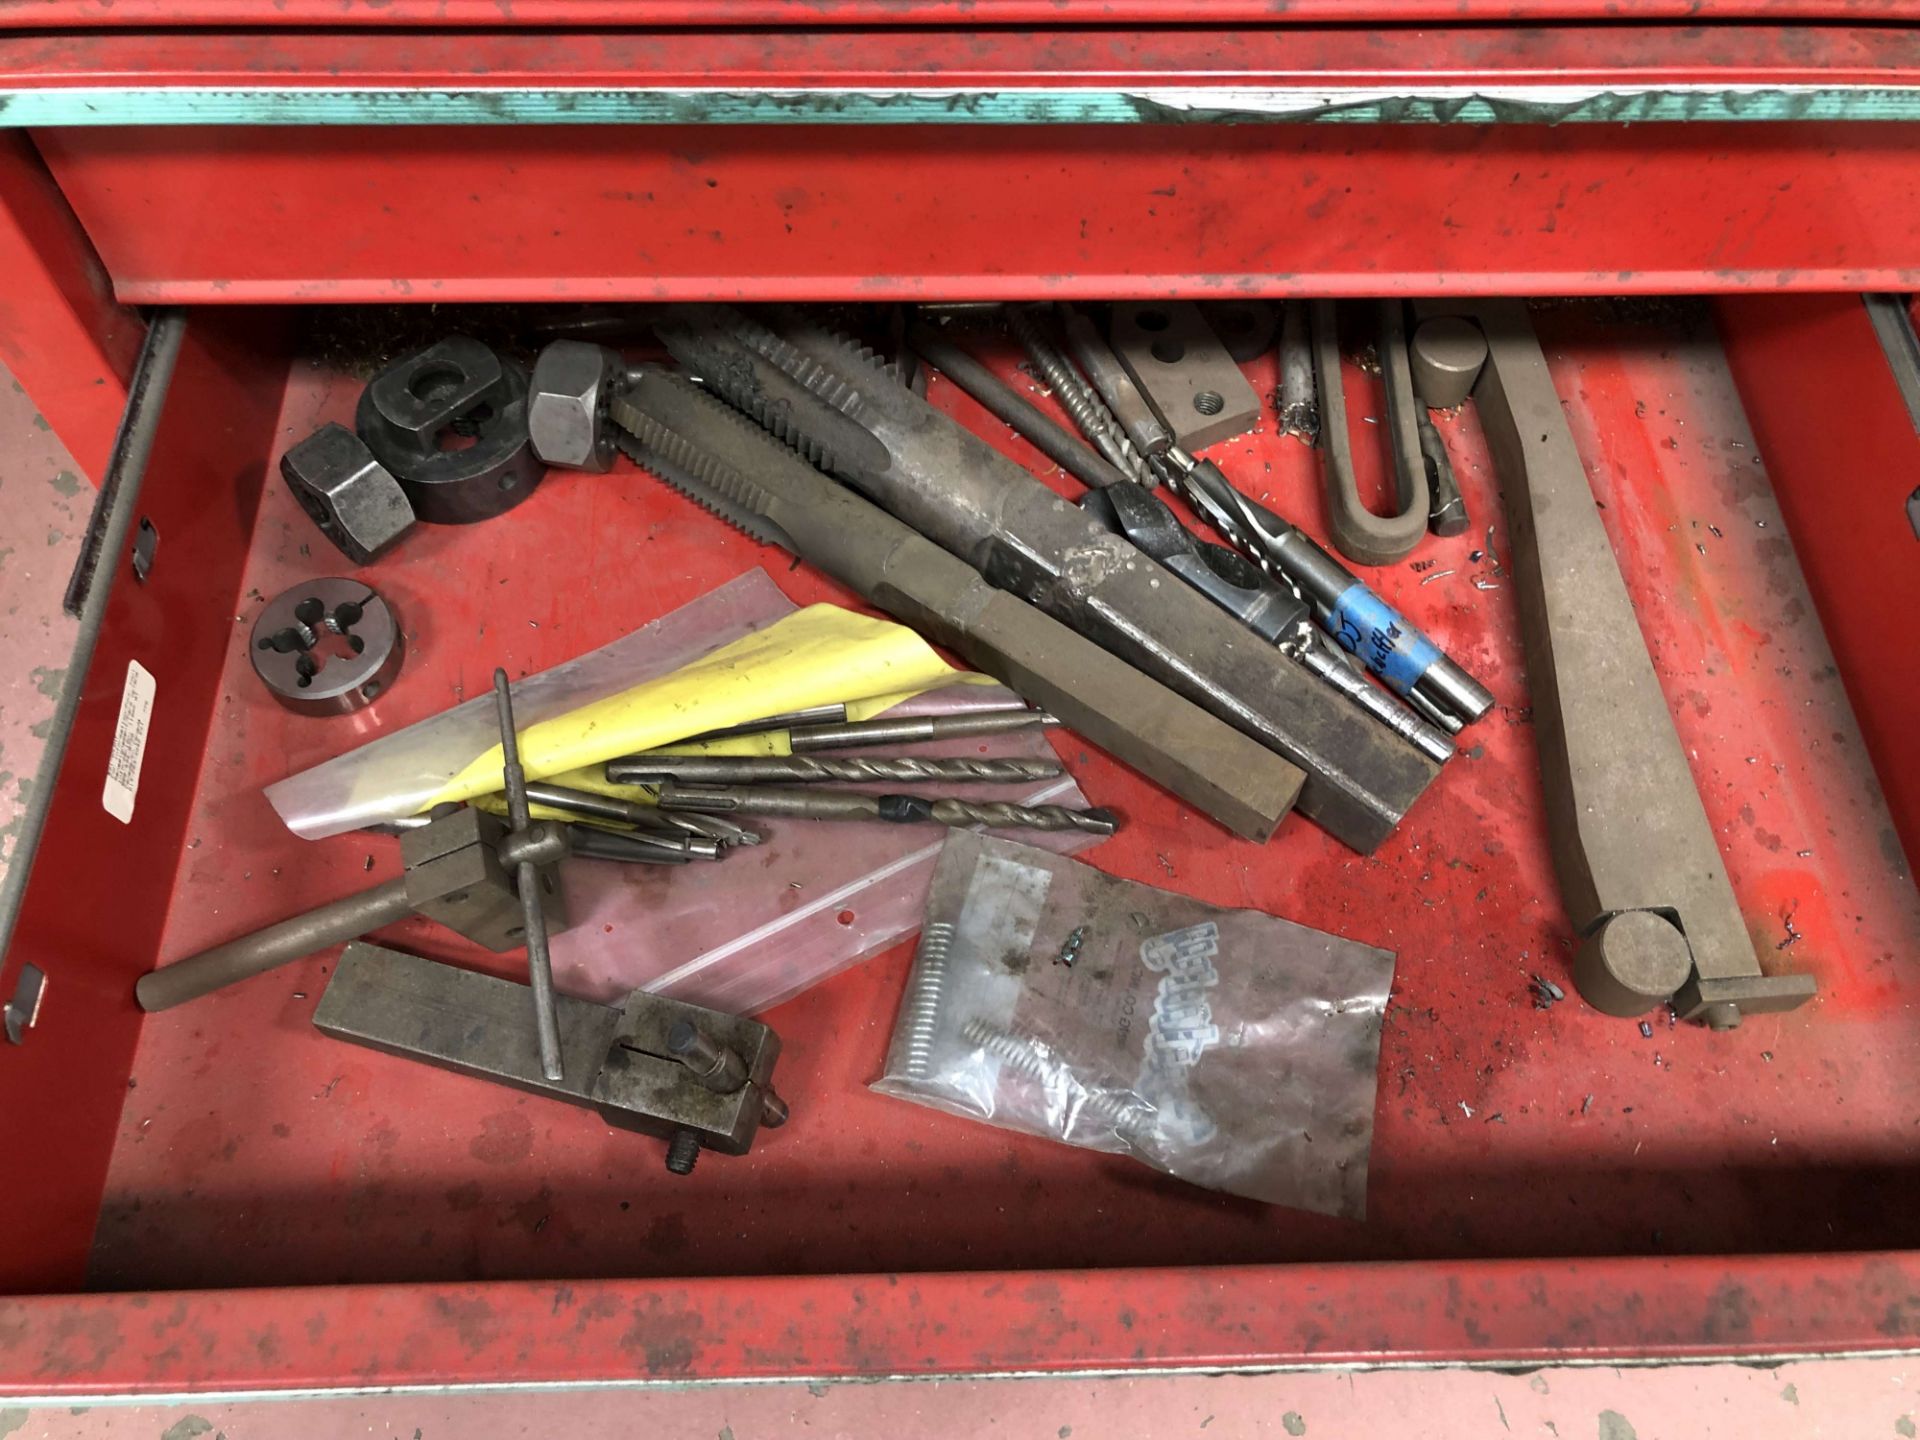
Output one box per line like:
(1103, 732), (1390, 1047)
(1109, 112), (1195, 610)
(0, 7), (1916, 1397)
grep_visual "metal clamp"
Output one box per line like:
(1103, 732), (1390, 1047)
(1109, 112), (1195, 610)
(315, 942), (788, 1174)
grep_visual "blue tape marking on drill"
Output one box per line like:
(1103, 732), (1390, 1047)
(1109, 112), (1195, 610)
(1328, 583), (1441, 696)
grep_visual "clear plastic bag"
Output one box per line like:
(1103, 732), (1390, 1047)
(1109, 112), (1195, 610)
(268, 568), (1100, 1015)
(265, 569), (974, 839)
(874, 831), (1396, 1217)
(266, 571), (792, 840)
(549, 684), (1096, 1016)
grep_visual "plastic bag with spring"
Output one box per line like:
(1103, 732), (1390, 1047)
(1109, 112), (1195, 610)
(873, 831), (1396, 1217)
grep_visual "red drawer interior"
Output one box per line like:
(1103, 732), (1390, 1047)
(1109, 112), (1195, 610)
(2, 297), (1917, 1384)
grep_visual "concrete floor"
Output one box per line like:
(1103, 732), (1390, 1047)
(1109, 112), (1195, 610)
(0, 367), (1913, 1433)
(0, 367), (82, 887)
(0, 1359), (1916, 1437)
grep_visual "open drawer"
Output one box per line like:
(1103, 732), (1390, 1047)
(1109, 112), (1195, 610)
(0, 293), (1915, 1396)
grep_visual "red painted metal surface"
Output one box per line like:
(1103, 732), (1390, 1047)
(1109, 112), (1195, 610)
(1716, 295), (1920, 875)
(0, 302), (1901, 1390)
(20, 27), (1920, 302)
(7, 24), (1917, 90)
(0, 134), (139, 486)
(35, 118), (1920, 304)
(0, 0), (1912, 25)
(20, 24), (1920, 305)
(0, 302), (1911, 1386)
(0, 312), (289, 1294)
(5, 1252), (1920, 1395)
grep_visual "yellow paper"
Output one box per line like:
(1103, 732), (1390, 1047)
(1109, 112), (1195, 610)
(648, 677), (1000, 759)
(429, 604), (965, 809)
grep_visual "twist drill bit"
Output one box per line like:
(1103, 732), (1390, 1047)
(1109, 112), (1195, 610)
(1059, 304), (1174, 463)
(1005, 305), (1152, 485)
(1080, 478), (1453, 766)
(655, 782), (1119, 836)
(908, 323), (1128, 492)
(785, 710), (1056, 752)
(1155, 446), (1493, 731)
(607, 754), (1063, 787)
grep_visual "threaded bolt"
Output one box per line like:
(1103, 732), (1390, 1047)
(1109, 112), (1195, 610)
(664, 1128), (701, 1175)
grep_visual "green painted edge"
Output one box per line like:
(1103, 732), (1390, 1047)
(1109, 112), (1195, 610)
(0, 83), (1916, 127)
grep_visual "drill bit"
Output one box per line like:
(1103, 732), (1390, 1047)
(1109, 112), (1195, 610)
(521, 783), (724, 859)
(786, 709), (1057, 752)
(1059, 304), (1174, 464)
(679, 703), (849, 743)
(1005, 305), (1152, 485)
(655, 782), (1119, 836)
(607, 754), (1063, 786)
(909, 323), (1128, 492)
(1156, 445), (1494, 730)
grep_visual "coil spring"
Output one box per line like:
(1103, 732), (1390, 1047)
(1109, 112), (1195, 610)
(900, 922), (955, 1081)
(960, 1016), (1145, 1139)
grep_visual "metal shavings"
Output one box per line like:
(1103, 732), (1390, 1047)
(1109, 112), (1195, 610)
(1458, 1101), (1475, 1118)
(1581, 1094), (1595, 1115)
(1797, 849), (1813, 858)
(1777, 906), (1802, 950)
(1468, 549), (1484, 562)
(1709, 524), (1724, 538)
(1485, 1112), (1506, 1124)
(1695, 543), (1707, 556)
(1472, 577), (1500, 591)
(1639, 1020), (1654, 1038)
(1529, 973), (1566, 1010)
(1411, 558), (1437, 572)
(1420, 569), (1455, 586)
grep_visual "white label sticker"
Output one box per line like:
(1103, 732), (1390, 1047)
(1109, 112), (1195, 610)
(101, 659), (155, 824)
